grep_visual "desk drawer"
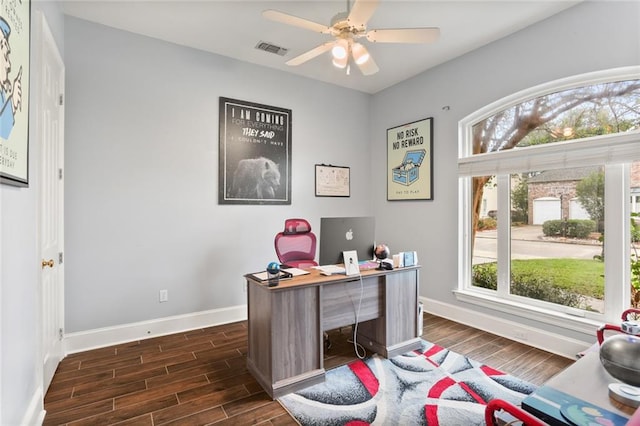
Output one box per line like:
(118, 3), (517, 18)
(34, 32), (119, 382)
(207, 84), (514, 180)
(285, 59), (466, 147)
(321, 277), (382, 330)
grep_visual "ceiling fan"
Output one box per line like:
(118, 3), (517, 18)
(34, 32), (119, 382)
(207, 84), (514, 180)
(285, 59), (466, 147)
(262, 0), (440, 76)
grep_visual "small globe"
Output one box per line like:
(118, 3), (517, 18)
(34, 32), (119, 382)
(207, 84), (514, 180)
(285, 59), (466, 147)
(374, 244), (390, 260)
(266, 262), (280, 275)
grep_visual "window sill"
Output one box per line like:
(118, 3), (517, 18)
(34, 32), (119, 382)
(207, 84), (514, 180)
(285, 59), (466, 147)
(453, 289), (603, 336)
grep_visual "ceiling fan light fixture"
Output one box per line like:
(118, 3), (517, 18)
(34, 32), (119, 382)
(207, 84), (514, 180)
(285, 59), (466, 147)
(332, 54), (348, 69)
(352, 42), (370, 65)
(263, 0), (440, 77)
(331, 39), (348, 59)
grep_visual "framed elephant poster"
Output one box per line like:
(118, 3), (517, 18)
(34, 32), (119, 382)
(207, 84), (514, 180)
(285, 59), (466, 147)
(218, 97), (292, 205)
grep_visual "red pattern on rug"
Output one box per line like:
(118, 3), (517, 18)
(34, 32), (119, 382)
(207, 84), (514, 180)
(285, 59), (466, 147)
(348, 360), (380, 397)
(425, 404), (440, 426)
(481, 364), (505, 376)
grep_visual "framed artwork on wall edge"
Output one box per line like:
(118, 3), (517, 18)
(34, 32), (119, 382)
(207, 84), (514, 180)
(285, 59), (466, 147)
(0, 0), (31, 187)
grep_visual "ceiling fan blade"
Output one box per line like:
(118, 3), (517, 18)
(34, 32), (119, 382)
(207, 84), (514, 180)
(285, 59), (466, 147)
(262, 9), (332, 34)
(286, 42), (335, 66)
(356, 54), (379, 76)
(347, 0), (379, 29)
(366, 28), (440, 43)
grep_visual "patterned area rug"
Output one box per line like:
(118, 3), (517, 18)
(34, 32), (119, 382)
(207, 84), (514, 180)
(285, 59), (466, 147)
(278, 340), (536, 426)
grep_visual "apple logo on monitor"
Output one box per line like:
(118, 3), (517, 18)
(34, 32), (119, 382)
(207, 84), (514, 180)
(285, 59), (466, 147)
(345, 228), (353, 240)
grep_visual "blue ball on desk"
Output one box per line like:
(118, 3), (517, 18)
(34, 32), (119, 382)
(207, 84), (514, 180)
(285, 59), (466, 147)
(266, 262), (280, 275)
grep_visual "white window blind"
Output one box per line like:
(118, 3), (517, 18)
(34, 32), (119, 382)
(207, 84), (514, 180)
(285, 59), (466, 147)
(458, 131), (640, 177)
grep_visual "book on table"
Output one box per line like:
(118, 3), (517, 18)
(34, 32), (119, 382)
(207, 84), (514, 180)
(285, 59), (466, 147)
(522, 385), (629, 426)
(249, 270), (293, 281)
(249, 267), (310, 282)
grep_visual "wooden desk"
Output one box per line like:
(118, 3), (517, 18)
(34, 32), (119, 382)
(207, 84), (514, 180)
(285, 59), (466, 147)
(545, 352), (635, 417)
(245, 266), (421, 399)
(523, 351), (635, 424)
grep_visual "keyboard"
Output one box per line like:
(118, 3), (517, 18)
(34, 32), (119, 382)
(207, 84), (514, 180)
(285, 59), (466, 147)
(317, 265), (346, 274)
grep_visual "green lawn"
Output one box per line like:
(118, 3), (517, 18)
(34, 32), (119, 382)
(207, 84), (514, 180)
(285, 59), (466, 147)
(511, 258), (605, 298)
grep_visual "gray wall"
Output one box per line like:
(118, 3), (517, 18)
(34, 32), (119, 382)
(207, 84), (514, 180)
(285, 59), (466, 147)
(0, 2), (64, 425)
(64, 16), (373, 332)
(371, 1), (640, 340)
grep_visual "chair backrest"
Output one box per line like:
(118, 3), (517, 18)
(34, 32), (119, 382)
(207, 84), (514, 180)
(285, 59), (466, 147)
(274, 218), (318, 269)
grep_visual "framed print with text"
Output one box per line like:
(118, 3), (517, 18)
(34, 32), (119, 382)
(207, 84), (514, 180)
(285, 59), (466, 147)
(387, 117), (433, 201)
(0, 0), (31, 186)
(218, 97), (292, 205)
(315, 164), (350, 197)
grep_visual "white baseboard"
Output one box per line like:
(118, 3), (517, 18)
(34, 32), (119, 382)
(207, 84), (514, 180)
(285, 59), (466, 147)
(421, 297), (590, 359)
(64, 305), (247, 355)
(21, 386), (44, 426)
(64, 299), (591, 359)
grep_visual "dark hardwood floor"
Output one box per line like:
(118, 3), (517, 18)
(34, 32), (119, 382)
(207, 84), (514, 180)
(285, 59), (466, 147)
(43, 313), (574, 425)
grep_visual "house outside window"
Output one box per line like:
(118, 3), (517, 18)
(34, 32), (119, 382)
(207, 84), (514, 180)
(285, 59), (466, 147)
(458, 67), (640, 329)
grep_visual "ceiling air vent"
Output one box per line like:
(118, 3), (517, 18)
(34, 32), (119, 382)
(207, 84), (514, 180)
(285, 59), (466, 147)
(255, 41), (288, 56)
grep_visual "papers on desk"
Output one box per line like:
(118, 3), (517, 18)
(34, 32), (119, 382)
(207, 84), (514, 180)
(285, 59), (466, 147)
(249, 270), (292, 281)
(249, 267), (310, 282)
(282, 267), (310, 277)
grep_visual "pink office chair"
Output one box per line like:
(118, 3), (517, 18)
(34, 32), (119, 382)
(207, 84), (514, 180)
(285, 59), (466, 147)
(597, 308), (640, 345)
(274, 218), (318, 269)
(485, 399), (548, 426)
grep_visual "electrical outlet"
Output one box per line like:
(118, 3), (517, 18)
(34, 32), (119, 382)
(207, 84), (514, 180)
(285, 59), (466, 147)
(159, 289), (168, 303)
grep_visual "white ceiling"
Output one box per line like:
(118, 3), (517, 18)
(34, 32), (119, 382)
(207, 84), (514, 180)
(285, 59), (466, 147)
(61, 0), (581, 94)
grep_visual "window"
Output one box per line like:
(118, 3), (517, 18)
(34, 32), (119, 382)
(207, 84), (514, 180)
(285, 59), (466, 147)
(458, 67), (640, 328)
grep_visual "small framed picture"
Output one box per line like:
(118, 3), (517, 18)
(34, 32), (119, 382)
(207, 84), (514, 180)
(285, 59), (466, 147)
(315, 164), (350, 197)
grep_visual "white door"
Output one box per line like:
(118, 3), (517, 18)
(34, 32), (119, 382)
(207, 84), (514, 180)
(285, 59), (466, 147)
(39, 13), (65, 391)
(569, 198), (590, 220)
(532, 197), (561, 225)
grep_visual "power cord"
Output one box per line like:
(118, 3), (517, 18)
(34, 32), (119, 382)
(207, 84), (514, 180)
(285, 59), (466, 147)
(348, 273), (367, 359)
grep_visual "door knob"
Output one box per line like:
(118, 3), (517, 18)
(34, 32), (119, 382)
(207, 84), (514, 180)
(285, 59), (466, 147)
(42, 259), (54, 269)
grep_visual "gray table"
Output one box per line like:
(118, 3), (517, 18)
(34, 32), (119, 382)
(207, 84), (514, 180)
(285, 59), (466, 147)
(245, 266), (422, 399)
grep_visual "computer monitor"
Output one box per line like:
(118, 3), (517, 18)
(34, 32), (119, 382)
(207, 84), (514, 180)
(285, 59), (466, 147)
(319, 216), (375, 265)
